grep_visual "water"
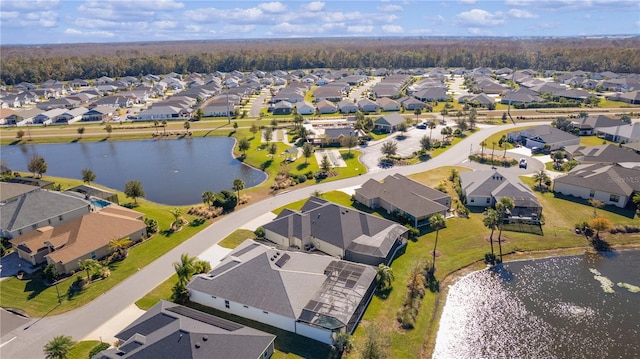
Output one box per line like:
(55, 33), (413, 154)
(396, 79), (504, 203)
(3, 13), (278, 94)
(1, 137), (267, 205)
(433, 250), (640, 359)
(91, 198), (112, 209)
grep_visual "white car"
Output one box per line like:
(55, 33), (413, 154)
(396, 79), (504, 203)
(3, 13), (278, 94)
(519, 158), (527, 169)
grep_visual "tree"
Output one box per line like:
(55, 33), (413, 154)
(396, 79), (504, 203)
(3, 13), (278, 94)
(397, 122), (408, 136)
(232, 178), (245, 199)
(302, 142), (313, 164)
(375, 264), (394, 291)
(124, 180), (145, 203)
(213, 190), (237, 211)
(333, 331), (354, 354)
(588, 198), (604, 217)
(341, 134), (358, 153)
(77, 127), (85, 138)
(320, 155), (331, 173)
(552, 150), (565, 169)
(440, 127), (448, 142)
(483, 208), (500, 262)
(104, 124), (112, 138)
(16, 129), (25, 140)
(532, 169), (550, 190)
(297, 126), (308, 141)
(43, 335), (75, 359)
(414, 108), (422, 123)
(202, 191), (215, 208)
(27, 153), (47, 178)
(495, 197), (514, 263)
(479, 140), (487, 158)
(249, 123), (259, 138)
(43, 263), (59, 283)
(170, 208), (184, 230)
(588, 216), (611, 240)
(270, 118), (278, 128)
(359, 323), (389, 359)
(381, 141), (398, 158)
(233, 121), (238, 130)
(173, 253), (196, 287)
(419, 135), (432, 152)
(183, 121), (191, 134)
(620, 114), (631, 124)
(162, 120), (168, 135)
(193, 108), (204, 121)
(268, 143), (278, 156)
(633, 192), (640, 212)
(153, 120), (159, 134)
(429, 214), (446, 267)
(78, 259), (100, 283)
(428, 121), (436, 140)
(502, 112), (508, 122)
(263, 127), (273, 144)
(81, 168), (95, 184)
(109, 237), (132, 258)
(440, 108), (448, 123)
(469, 108), (477, 128)
(491, 141), (497, 165)
(193, 259), (212, 274)
(238, 137), (250, 156)
(551, 117), (573, 132)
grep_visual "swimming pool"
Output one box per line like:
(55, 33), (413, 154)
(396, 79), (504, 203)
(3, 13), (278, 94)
(91, 198), (112, 209)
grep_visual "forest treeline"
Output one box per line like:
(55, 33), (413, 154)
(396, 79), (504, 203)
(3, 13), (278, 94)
(2, 37), (639, 85)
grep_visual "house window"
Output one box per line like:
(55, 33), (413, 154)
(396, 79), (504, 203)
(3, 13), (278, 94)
(470, 197), (475, 203)
(486, 198), (491, 204)
(610, 194), (620, 202)
(225, 300), (230, 309)
(59, 215), (63, 221)
(91, 251), (96, 259)
(589, 190), (595, 198)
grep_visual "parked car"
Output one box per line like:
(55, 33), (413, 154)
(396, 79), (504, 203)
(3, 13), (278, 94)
(519, 158), (528, 169)
(416, 122), (427, 129)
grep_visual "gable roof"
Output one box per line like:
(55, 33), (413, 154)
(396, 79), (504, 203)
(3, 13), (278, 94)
(572, 115), (620, 130)
(95, 300), (275, 359)
(356, 174), (450, 218)
(460, 169), (540, 208)
(187, 240), (376, 331)
(0, 182), (39, 203)
(512, 125), (579, 144)
(375, 113), (405, 127)
(554, 164), (640, 196)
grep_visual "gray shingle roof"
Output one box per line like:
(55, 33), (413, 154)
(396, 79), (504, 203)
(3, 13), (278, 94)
(554, 164), (640, 196)
(460, 169), (540, 208)
(564, 144), (640, 164)
(95, 300), (275, 359)
(510, 125), (579, 145)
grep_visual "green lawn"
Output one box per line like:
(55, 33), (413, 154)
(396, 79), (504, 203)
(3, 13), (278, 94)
(68, 340), (103, 359)
(218, 229), (256, 248)
(481, 126), (536, 151)
(0, 175), (210, 317)
(579, 135), (614, 146)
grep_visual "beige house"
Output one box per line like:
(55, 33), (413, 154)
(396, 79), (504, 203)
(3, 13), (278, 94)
(10, 205), (146, 274)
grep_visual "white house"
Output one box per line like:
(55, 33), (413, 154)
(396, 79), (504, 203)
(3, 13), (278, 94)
(187, 240), (377, 345)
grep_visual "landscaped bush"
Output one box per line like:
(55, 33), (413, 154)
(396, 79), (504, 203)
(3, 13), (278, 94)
(609, 224), (640, 234)
(89, 342), (110, 358)
(187, 206), (223, 219)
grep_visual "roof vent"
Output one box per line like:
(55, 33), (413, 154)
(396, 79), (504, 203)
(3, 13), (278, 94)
(202, 335), (208, 341)
(276, 251), (280, 255)
(195, 342), (201, 349)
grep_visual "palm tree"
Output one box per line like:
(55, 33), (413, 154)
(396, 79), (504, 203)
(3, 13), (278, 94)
(495, 197), (514, 263)
(633, 192), (640, 212)
(170, 208), (183, 230)
(491, 141), (497, 166)
(483, 208), (500, 261)
(533, 169), (550, 190)
(104, 124), (112, 138)
(428, 121), (436, 140)
(78, 259), (100, 283)
(414, 108), (422, 123)
(43, 335), (75, 359)
(153, 120), (159, 134)
(202, 191), (215, 209)
(183, 121), (191, 134)
(428, 213), (446, 267)
(479, 140), (487, 158)
(162, 120), (167, 135)
(173, 253), (196, 286)
(193, 259), (212, 274)
(109, 237), (132, 258)
(232, 178), (245, 199)
(375, 264), (394, 291)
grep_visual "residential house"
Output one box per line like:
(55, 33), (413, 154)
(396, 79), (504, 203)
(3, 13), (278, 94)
(564, 144), (640, 168)
(10, 205), (146, 274)
(272, 101), (293, 115)
(323, 126), (361, 146)
(622, 141), (640, 154)
(0, 183), (92, 239)
(414, 87), (448, 102)
(337, 100), (358, 114)
(553, 164), (640, 208)
(460, 169), (542, 223)
(377, 97), (400, 112)
(33, 107), (88, 125)
(188, 239), (377, 345)
(400, 97), (426, 111)
(81, 106), (114, 122)
(357, 99), (381, 113)
(202, 100), (234, 117)
(374, 113), (406, 133)
(36, 97), (80, 110)
(571, 115), (621, 136)
(355, 174), (451, 227)
(262, 197), (408, 266)
(136, 106), (192, 121)
(94, 301), (276, 359)
(608, 91), (640, 105)
(596, 123), (640, 143)
(295, 101), (315, 115)
(507, 125), (580, 150)
(500, 88), (543, 105)
(316, 100), (338, 114)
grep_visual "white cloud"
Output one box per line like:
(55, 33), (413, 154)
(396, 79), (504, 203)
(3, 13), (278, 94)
(507, 9), (538, 18)
(152, 20), (178, 29)
(0, 11), (19, 20)
(378, 4), (403, 12)
(223, 25), (256, 34)
(382, 24), (404, 33)
(458, 0), (477, 4)
(270, 22), (308, 34)
(1, 0), (59, 11)
(347, 25), (374, 33)
(504, 0), (532, 6)
(303, 1), (325, 12)
(63, 28), (114, 38)
(455, 9), (505, 26)
(410, 28), (434, 35)
(258, 2), (287, 13)
(467, 27), (494, 35)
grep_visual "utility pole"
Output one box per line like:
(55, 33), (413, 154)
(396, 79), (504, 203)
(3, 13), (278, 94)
(225, 85), (231, 125)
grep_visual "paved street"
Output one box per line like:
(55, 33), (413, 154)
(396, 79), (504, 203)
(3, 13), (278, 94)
(0, 122), (548, 359)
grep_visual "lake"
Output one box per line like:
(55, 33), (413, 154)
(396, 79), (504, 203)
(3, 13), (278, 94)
(433, 250), (640, 359)
(1, 137), (267, 205)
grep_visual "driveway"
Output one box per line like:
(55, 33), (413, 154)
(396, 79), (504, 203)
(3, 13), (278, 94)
(0, 253), (38, 280)
(248, 88), (270, 117)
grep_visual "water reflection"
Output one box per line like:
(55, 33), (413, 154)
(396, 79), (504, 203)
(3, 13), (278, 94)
(434, 251), (640, 359)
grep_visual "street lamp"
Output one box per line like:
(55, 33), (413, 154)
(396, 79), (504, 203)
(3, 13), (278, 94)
(54, 281), (61, 304)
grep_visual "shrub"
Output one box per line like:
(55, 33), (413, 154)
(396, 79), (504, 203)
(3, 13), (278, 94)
(144, 218), (158, 234)
(254, 226), (265, 239)
(89, 342), (110, 358)
(404, 225), (419, 240)
(305, 171), (314, 179)
(297, 174), (307, 183)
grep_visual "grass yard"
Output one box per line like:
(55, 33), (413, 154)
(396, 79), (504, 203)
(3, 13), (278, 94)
(579, 135), (614, 146)
(481, 126), (536, 151)
(68, 340), (103, 359)
(218, 229), (256, 248)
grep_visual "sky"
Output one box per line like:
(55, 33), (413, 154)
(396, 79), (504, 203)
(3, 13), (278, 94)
(0, 0), (639, 45)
